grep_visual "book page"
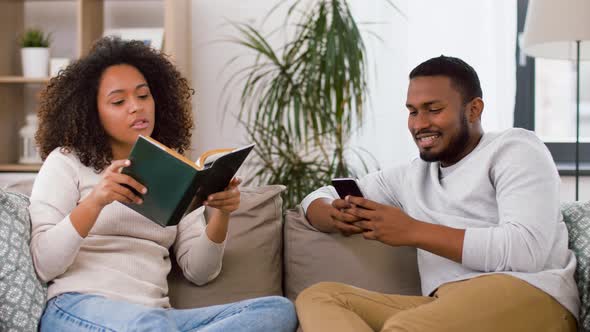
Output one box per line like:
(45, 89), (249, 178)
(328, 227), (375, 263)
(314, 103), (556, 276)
(142, 135), (199, 170)
(196, 148), (235, 170)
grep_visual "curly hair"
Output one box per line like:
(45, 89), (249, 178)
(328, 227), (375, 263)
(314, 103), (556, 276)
(36, 36), (194, 172)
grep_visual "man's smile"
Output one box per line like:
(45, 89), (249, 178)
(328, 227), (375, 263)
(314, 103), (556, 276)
(415, 133), (441, 148)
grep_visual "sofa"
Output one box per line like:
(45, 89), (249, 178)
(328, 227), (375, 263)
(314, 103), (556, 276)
(167, 185), (422, 309)
(1, 183), (589, 331)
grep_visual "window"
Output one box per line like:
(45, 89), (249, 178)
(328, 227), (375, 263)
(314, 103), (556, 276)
(515, 0), (590, 174)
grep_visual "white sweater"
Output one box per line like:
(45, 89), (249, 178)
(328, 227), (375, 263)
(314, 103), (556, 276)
(29, 149), (225, 308)
(302, 128), (580, 318)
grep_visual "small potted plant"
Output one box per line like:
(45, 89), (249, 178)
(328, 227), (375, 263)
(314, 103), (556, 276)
(20, 28), (51, 78)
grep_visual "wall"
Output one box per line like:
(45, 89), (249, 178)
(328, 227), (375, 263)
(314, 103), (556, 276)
(25, 1), (163, 59)
(190, 0), (413, 169)
(190, 0), (589, 203)
(346, 0), (413, 168)
(406, 1), (517, 133)
(20, 1), (589, 203)
(190, 0), (274, 155)
(190, 0), (518, 165)
(23, 1), (163, 116)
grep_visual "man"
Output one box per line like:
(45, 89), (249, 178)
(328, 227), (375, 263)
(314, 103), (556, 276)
(295, 56), (579, 332)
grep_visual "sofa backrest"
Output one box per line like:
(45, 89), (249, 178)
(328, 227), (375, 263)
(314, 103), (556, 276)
(168, 185), (286, 308)
(3, 179), (423, 313)
(168, 185), (422, 308)
(283, 206), (421, 300)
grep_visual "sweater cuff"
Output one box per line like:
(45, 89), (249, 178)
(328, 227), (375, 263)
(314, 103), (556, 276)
(462, 227), (490, 271)
(62, 214), (84, 244)
(187, 225), (225, 284)
(203, 226), (227, 250)
(301, 188), (338, 214)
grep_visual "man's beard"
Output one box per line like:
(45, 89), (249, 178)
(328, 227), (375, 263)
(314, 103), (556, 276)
(419, 110), (470, 163)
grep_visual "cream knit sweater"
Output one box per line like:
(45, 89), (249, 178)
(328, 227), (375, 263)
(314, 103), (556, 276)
(302, 128), (580, 318)
(29, 149), (225, 308)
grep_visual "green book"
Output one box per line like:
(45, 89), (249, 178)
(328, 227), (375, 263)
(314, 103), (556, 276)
(121, 135), (254, 227)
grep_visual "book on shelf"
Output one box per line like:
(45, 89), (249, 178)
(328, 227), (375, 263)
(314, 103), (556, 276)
(121, 135), (254, 227)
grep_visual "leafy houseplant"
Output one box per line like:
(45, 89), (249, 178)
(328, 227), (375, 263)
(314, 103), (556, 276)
(228, 0), (380, 209)
(20, 28), (51, 77)
(20, 28), (51, 48)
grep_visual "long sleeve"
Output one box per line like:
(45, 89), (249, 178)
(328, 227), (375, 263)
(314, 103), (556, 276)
(172, 207), (225, 286)
(301, 186), (338, 213)
(29, 150), (84, 282)
(462, 130), (560, 273)
(301, 165), (406, 214)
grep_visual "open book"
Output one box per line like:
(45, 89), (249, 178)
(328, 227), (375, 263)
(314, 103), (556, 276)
(121, 135), (255, 227)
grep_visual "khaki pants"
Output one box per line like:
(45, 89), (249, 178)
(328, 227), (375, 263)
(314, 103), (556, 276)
(295, 274), (576, 332)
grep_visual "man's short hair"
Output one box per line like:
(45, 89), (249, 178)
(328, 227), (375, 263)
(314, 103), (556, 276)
(409, 55), (483, 104)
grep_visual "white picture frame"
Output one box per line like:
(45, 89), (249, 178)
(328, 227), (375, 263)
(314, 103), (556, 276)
(103, 28), (164, 51)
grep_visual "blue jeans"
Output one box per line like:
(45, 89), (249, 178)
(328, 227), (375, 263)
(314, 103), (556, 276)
(40, 292), (298, 332)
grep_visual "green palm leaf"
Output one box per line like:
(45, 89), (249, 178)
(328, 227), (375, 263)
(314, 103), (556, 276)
(224, 0), (401, 209)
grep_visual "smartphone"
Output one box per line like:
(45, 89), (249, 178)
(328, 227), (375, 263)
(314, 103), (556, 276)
(331, 178), (365, 199)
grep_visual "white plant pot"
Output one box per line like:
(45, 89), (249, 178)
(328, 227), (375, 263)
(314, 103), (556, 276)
(21, 47), (49, 78)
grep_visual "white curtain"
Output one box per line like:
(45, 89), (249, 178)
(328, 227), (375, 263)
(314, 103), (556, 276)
(349, 0), (517, 168)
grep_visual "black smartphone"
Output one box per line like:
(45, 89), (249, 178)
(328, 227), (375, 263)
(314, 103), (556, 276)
(331, 178), (365, 199)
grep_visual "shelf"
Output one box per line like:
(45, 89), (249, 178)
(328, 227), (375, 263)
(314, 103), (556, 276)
(24, 0), (161, 1)
(0, 163), (41, 172)
(0, 0), (190, 167)
(0, 76), (49, 84)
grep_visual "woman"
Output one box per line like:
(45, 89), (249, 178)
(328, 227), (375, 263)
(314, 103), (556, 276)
(30, 36), (297, 331)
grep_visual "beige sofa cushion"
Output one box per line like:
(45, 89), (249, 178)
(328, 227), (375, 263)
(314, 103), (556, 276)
(168, 185), (285, 308)
(284, 206), (422, 300)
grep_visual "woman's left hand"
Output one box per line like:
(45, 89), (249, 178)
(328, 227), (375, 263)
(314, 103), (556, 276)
(204, 177), (241, 214)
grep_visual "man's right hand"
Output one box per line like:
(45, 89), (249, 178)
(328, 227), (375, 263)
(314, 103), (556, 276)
(306, 198), (364, 236)
(87, 159), (147, 208)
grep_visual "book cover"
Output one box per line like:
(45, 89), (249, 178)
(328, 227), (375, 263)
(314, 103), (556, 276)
(121, 135), (254, 227)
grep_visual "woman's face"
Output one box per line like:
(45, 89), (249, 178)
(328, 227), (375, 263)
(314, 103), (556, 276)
(97, 64), (156, 159)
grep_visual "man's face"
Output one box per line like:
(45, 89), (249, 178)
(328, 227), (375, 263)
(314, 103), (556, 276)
(405, 76), (473, 166)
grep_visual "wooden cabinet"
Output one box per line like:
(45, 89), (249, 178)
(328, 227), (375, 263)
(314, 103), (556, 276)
(0, 0), (191, 172)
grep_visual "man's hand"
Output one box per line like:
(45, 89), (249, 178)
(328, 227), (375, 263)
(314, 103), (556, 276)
(329, 198), (365, 236)
(344, 196), (417, 246)
(345, 196), (465, 262)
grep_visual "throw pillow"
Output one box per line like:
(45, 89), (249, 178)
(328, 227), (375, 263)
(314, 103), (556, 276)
(283, 205), (422, 300)
(561, 201), (590, 331)
(168, 185), (285, 308)
(0, 188), (47, 332)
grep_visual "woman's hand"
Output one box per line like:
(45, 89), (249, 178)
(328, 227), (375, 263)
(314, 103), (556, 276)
(204, 177), (242, 243)
(71, 159), (146, 238)
(203, 177), (242, 215)
(86, 159), (147, 209)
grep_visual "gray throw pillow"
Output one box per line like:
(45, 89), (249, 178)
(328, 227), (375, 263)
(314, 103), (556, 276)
(168, 185), (285, 308)
(561, 201), (590, 332)
(0, 189), (47, 332)
(283, 205), (421, 300)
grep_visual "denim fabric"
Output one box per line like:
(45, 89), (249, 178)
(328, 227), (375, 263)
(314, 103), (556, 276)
(40, 292), (298, 332)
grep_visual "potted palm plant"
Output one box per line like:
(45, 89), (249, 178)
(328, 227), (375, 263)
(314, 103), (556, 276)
(20, 28), (51, 78)
(227, 0), (392, 209)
